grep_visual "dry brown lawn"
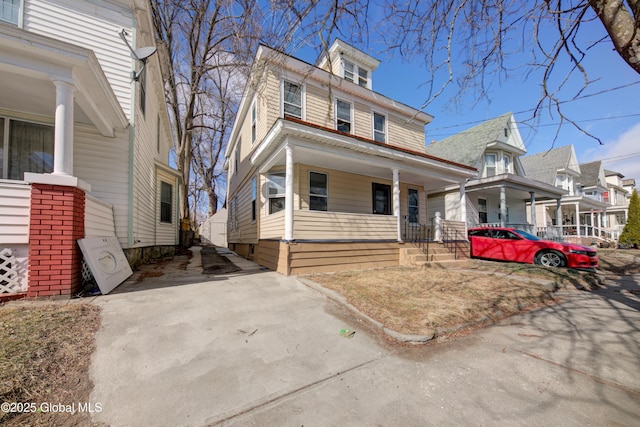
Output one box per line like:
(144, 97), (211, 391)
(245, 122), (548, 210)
(0, 302), (102, 426)
(308, 266), (557, 336)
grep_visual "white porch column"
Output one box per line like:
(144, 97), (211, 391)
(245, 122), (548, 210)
(459, 181), (467, 236)
(529, 191), (537, 234)
(575, 203), (581, 238)
(52, 81), (76, 176)
(284, 145), (294, 241)
(597, 210), (603, 237)
(393, 168), (401, 242)
(556, 199), (562, 227)
(500, 186), (507, 227)
(590, 209), (595, 237)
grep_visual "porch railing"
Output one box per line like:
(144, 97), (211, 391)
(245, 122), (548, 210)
(440, 219), (466, 260)
(403, 221), (432, 258)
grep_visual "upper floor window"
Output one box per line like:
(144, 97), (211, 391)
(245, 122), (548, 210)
(344, 60), (355, 82)
(251, 101), (257, 144)
(555, 173), (574, 195)
(1, 117), (54, 180)
(283, 81), (302, 119)
(485, 153), (497, 177)
(502, 154), (512, 174)
(336, 99), (352, 133)
(485, 151), (512, 177)
(0, 0), (21, 26)
(342, 59), (369, 88)
(373, 112), (386, 143)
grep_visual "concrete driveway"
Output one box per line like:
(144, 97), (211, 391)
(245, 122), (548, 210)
(90, 248), (640, 426)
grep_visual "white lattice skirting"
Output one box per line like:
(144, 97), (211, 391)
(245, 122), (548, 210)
(1, 248), (25, 294)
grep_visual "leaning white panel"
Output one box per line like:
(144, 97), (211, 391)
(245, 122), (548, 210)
(78, 237), (132, 295)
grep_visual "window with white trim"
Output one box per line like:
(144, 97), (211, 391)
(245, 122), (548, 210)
(478, 198), (488, 224)
(251, 176), (257, 221)
(267, 172), (285, 214)
(485, 153), (497, 177)
(336, 99), (352, 133)
(343, 60), (355, 82)
(408, 188), (419, 223)
(309, 171), (328, 211)
(234, 145), (240, 175)
(502, 154), (512, 174)
(160, 181), (173, 223)
(283, 81), (302, 119)
(251, 101), (257, 144)
(0, 0), (21, 26)
(0, 117), (54, 180)
(373, 112), (386, 143)
(342, 59), (370, 88)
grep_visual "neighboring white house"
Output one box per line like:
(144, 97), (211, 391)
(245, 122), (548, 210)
(0, 0), (180, 298)
(423, 113), (566, 236)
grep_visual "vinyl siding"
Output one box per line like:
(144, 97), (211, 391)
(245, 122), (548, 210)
(293, 211), (397, 240)
(84, 194), (115, 237)
(24, 0), (133, 118)
(0, 181), (30, 244)
(387, 114), (425, 152)
(259, 210), (285, 240)
(74, 125), (130, 246)
(287, 242), (399, 275)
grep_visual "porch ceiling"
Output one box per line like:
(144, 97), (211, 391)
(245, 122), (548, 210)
(0, 25), (127, 136)
(465, 173), (567, 201)
(252, 118), (477, 192)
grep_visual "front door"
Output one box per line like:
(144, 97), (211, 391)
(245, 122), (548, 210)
(372, 183), (391, 215)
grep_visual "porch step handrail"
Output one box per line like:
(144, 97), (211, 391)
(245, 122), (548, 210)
(403, 220), (432, 258)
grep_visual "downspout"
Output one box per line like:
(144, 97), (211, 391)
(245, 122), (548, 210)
(127, 20), (139, 248)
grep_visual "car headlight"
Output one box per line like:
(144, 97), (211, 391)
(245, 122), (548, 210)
(568, 249), (592, 256)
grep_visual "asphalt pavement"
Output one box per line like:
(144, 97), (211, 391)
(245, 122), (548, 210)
(89, 247), (640, 426)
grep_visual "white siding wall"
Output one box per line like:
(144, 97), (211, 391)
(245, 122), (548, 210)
(23, 0), (133, 118)
(74, 125), (130, 246)
(0, 181), (30, 244)
(85, 194), (116, 237)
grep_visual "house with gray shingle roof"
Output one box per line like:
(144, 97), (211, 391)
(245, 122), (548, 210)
(604, 168), (633, 238)
(520, 146), (610, 243)
(424, 113), (565, 234)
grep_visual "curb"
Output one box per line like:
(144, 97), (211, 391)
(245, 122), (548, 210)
(296, 271), (564, 345)
(296, 277), (435, 344)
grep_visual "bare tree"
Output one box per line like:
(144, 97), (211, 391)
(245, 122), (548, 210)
(151, 0), (262, 225)
(381, 0), (640, 142)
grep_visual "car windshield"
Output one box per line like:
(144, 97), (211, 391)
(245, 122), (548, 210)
(514, 229), (541, 241)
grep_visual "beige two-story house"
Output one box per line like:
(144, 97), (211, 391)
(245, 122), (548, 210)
(224, 40), (477, 275)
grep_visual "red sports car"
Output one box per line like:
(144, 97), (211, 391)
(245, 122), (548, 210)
(468, 227), (598, 269)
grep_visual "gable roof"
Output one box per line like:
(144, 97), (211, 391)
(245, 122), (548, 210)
(424, 112), (522, 169)
(520, 145), (580, 185)
(579, 161), (603, 187)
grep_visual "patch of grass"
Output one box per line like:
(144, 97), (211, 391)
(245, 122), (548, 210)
(465, 260), (601, 290)
(308, 267), (555, 336)
(0, 302), (101, 426)
(596, 249), (640, 275)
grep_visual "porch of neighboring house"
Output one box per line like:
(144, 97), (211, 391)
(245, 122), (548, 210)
(237, 119), (477, 275)
(530, 196), (614, 245)
(463, 174), (567, 240)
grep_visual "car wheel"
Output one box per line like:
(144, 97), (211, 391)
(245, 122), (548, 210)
(535, 250), (566, 267)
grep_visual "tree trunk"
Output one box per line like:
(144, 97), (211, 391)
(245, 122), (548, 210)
(589, 0), (640, 74)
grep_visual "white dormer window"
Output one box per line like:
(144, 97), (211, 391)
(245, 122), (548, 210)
(502, 154), (512, 174)
(342, 59), (370, 88)
(485, 153), (497, 177)
(358, 68), (368, 88)
(343, 60), (355, 82)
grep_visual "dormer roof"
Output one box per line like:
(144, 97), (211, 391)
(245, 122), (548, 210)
(316, 38), (381, 72)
